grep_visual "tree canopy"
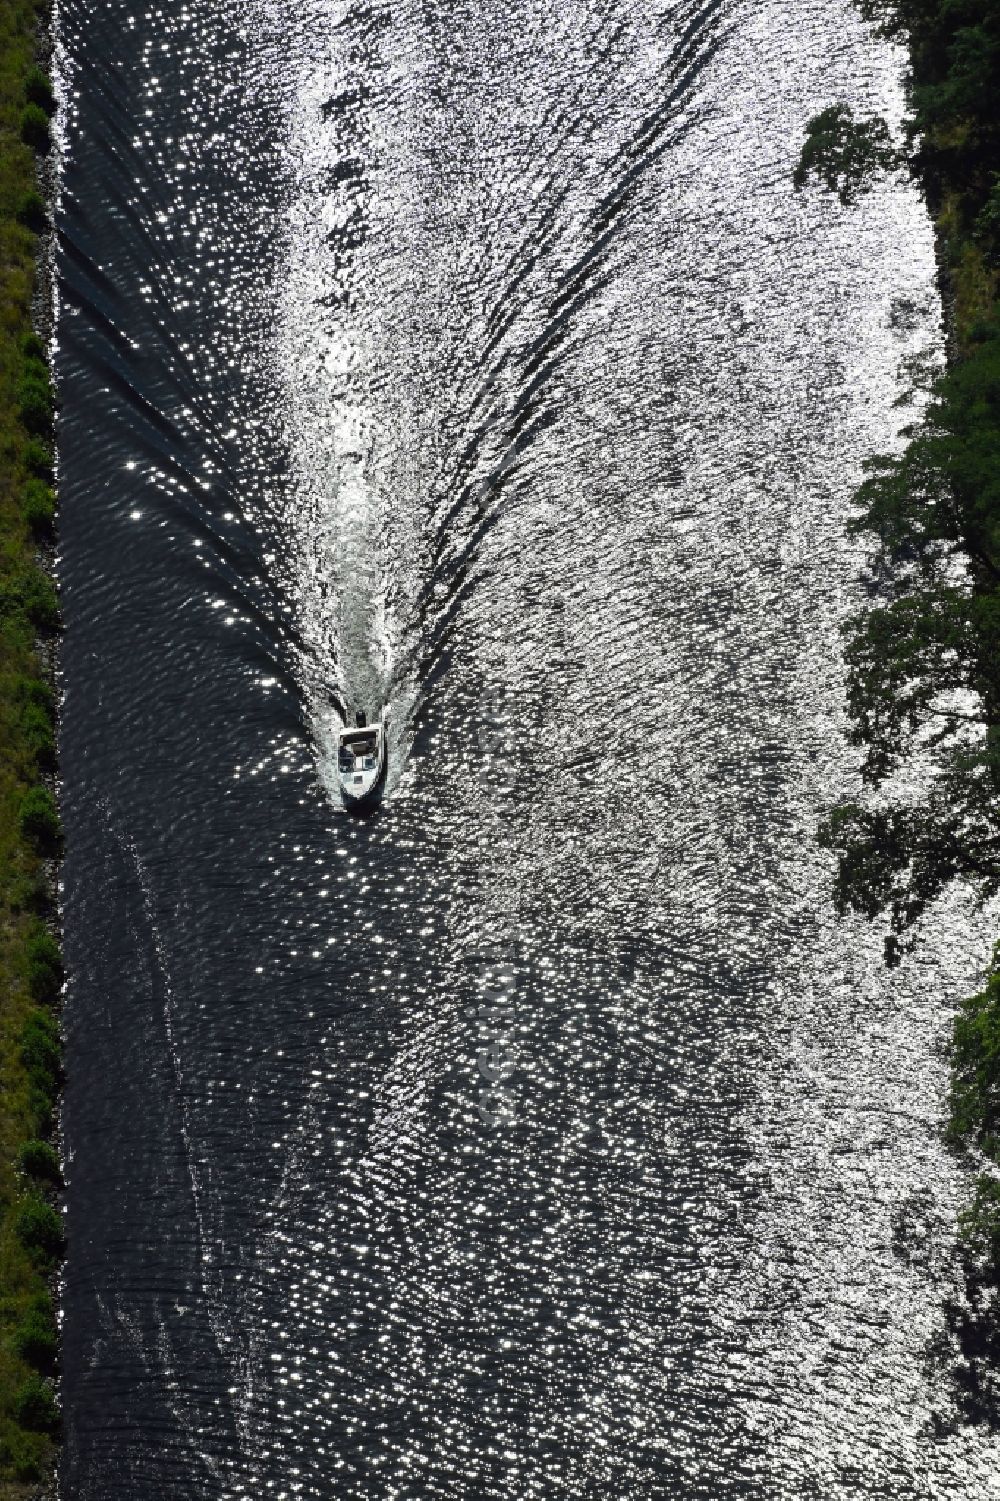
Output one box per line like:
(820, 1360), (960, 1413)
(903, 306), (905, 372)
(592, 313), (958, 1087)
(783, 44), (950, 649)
(794, 105), (901, 205)
(821, 322), (1000, 958)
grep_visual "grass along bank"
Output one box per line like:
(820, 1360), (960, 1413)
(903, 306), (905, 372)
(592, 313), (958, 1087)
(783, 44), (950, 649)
(0, 0), (63, 1491)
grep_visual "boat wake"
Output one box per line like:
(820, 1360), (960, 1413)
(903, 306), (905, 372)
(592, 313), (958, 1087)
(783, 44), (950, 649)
(275, 42), (420, 808)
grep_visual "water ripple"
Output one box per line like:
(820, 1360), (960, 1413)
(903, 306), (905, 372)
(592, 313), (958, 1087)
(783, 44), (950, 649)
(57, 0), (1000, 1496)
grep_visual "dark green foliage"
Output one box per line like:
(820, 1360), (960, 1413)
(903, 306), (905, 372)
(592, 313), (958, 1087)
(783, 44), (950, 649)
(10, 871), (51, 915)
(20, 1011), (60, 1091)
(24, 925), (60, 974)
(950, 951), (1000, 1150)
(17, 356), (54, 438)
(0, 8), (63, 1488)
(0, 566), (59, 630)
(0, 1429), (46, 1483)
(15, 187), (46, 232)
(0, 565), (59, 629)
(24, 66), (54, 117)
(17, 675), (53, 715)
(820, 319), (1000, 950)
(24, 353), (51, 385)
(18, 386), (52, 438)
(960, 1174), (1000, 1267)
(19, 102), (50, 154)
(18, 786), (60, 850)
(20, 353), (53, 400)
(11, 1376), (58, 1434)
(11, 1292), (58, 1374)
(20, 352), (52, 385)
(794, 103), (902, 205)
(32, 577), (58, 630)
(911, 18), (1000, 149)
(19, 698), (55, 769)
(818, 11), (1000, 1386)
(26, 1084), (54, 1141)
(977, 176), (1000, 260)
(25, 925), (61, 1002)
(23, 438), (53, 480)
(12, 1320), (57, 1376)
(948, 954), (996, 1374)
(22, 477), (54, 532)
(856, 3), (1000, 211)
(16, 1139), (60, 1185)
(12, 1197), (63, 1266)
(24, 571), (58, 630)
(819, 803), (912, 921)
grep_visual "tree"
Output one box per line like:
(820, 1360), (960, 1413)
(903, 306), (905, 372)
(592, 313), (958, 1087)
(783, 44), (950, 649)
(794, 104), (902, 205)
(821, 321), (1000, 959)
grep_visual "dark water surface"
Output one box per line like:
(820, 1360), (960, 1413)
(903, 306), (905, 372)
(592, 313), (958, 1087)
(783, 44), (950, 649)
(55, 0), (1000, 1495)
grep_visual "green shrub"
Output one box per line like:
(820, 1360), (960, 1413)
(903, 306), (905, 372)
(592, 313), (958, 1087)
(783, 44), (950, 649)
(27, 1083), (54, 1139)
(7, 567), (59, 630)
(26, 926), (61, 972)
(19, 389), (53, 438)
(24, 439), (53, 480)
(18, 357), (54, 439)
(26, 927), (62, 1002)
(18, 377), (53, 438)
(0, 1428), (46, 1482)
(18, 788), (60, 850)
(12, 1293), (58, 1374)
(25, 67), (55, 117)
(15, 188), (47, 232)
(10, 872), (51, 915)
(21, 332), (45, 361)
(20, 1011), (60, 1087)
(976, 176), (1000, 259)
(22, 1290), (56, 1326)
(1, 567), (60, 630)
(19, 103), (51, 154)
(950, 951), (1000, 1154)
(17, 1139), (61, 1185)
(960, 1174), (1000, 1273)
(13, 1197), (63, 1266)
(16, 679), (56, 766)
(23, 478), (55, 533)
(12, 1376), (59, 1433)
(18, 674), (53, 714)
(21, 1013), (61, 1142)
(24, 571), (59, 630)
(20, 699), (55, 769)
(13, 1320), (58, 1374)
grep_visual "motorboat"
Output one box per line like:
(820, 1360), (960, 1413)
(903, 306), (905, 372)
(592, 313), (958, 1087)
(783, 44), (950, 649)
(337, 709), (389, 810)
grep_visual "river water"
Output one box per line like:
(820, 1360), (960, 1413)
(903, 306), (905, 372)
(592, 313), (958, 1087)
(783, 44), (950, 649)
(54, 0), (1000, 1496)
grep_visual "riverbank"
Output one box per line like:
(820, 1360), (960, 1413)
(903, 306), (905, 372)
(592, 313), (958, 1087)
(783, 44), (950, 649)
(0, 0), (63, 1493)
(859, 0), (1000, 1294)
(800, 0), (1000, 1379)
(901, 0), (1000, 1300)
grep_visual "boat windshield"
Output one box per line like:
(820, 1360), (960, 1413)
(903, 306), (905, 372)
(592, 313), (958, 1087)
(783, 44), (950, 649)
(341, 733), (377, 757)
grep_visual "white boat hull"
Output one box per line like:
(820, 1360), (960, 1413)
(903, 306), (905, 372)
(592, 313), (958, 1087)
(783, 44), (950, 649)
(337, 712), (389, 810)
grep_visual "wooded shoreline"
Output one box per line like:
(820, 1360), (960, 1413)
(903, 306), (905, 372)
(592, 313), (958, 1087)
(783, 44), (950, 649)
(800, 0), (1000, 1401)
(0, 0), (995, 1490)
(0, 1), (63, 1493)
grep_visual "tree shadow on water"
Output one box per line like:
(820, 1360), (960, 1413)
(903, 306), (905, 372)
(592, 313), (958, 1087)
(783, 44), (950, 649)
(925, 1269), (1000, 1435)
